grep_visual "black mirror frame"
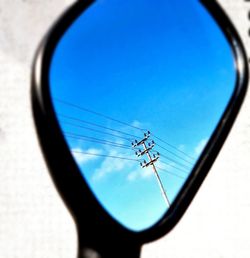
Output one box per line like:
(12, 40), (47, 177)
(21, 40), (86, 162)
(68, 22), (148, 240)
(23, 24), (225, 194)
(31, 0), (249, 257)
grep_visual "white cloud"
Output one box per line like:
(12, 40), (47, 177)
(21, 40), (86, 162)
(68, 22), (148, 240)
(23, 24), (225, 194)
(127, 170), (139, 181)
(91, 146), (155, 183)
(92, 149), (133, 181)
(71, 147), (102, 165)
(194, 138), (208, 156)
(178, 144), (186, 152)
(131, 120), (144, 129)
(141, 166), (154, 178)
(127, 166), (154, 182)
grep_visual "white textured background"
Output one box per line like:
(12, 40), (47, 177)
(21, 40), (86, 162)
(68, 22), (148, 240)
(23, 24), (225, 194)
(0, 1), (249, 257)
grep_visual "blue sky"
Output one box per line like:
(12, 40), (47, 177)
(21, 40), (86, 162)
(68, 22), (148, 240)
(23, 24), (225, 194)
(49, 0), (236, 231)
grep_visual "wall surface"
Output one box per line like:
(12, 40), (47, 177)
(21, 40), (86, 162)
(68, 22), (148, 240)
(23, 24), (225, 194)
(0, 1), (249, 258)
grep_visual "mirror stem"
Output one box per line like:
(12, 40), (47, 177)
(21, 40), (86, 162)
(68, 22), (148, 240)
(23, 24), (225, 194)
(78, 230), (141, 258)
(78, 246), (141, 258)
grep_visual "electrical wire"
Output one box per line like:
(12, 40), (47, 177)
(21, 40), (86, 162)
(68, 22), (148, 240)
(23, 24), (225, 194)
(154, 151), (192, 170)
(156, 143), (194, 165)
(64, 132), (191, 174)
(54, 98), (146, 131)
(60, 119), (131, 141)
(65, 134), (134, 151)
(58, 113), (140, 139)
(55, 98), (196, 161)
(158, 160), (190, 174)
(64, 131), (132, 148)
(155, 166), (185, 180)
(71, 150), (141, 162)
(151, 133), (195, 160)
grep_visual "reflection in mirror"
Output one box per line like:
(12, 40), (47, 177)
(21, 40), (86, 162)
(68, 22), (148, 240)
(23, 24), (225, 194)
(49, 0), (236, 231)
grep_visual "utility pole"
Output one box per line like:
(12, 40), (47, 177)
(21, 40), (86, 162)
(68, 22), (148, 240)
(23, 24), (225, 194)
(132, 131), (170, 207)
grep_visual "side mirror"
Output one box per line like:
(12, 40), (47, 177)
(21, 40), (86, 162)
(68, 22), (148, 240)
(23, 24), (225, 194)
(31, 0), (248, 257)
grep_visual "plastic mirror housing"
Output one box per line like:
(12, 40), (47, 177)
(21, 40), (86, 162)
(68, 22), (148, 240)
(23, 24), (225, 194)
(31, 1), (248, 257)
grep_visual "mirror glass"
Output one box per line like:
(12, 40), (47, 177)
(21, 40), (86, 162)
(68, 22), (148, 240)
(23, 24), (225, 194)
(49, 0), (236, 231)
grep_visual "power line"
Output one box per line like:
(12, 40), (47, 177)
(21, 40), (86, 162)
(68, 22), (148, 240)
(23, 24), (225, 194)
(60, 119), (131, 141)
(71, 150), (141, 162)
(159, 160), (190, 174)
(154, 151), (192, 170)
(156, 143), (194, 166)
(155, 166), (185, 180)
(72, 151), (185, 180)
(58, 113), (140, 139)
(66, 135), (132, 150)
(54, 98), (145, 131)
(151, 133), (195, 161)
(55, 98), (195, 161)
(64, 131), (132, 149)
(65, 132), (191, 173)
(65, 134), (134, 151)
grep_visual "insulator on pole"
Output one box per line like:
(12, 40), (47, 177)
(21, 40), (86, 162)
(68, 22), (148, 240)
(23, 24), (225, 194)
(132, 132), (170, 207)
